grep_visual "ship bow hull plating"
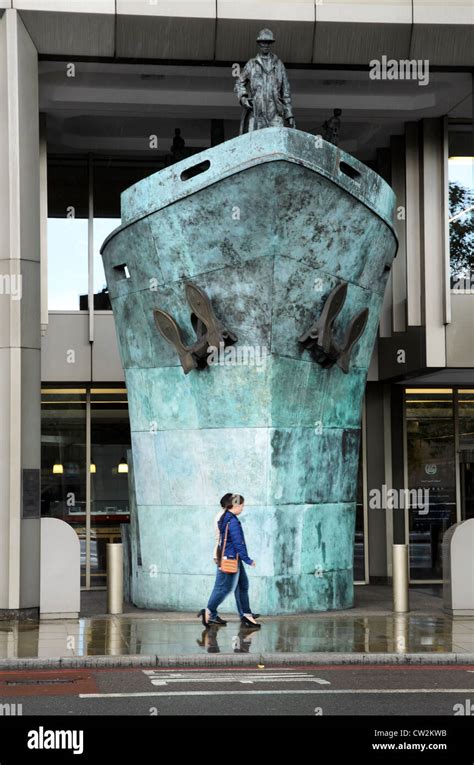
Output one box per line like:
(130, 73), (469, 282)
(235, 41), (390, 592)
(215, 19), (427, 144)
(102, 128), (397, 613)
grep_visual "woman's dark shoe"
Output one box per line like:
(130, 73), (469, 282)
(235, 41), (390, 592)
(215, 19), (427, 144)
(208, 615), (227, 626)
(241, 615), (261, 628)
(197, 609), (227, 627)
(252, 613), (260, 619)
(197, 608), (209, 627)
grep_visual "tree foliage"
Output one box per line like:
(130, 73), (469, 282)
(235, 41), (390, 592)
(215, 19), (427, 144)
(449, 180), (474, 286)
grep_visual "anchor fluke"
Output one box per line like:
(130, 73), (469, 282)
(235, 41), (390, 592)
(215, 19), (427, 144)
(298, 282), (347, 354)
(153, 308), (197, 374)
(153, 282), (238, 374)
(336, 308), (369, 374)
(298, 281), (368, 374)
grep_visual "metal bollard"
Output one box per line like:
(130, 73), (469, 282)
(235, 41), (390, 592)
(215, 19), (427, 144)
(107, 543), (123, 614)
(392, 543), (410, 613)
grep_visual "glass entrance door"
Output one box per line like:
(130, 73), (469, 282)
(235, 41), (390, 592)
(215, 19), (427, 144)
(459, 389), (474, 521)
(41, 386), (131, 589)
(89, 389), (131, 587)
(459, 451), (474, 521)
(405, 389), (457, 581)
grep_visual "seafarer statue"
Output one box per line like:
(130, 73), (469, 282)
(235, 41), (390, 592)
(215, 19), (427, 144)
(235, 28), (295, 134)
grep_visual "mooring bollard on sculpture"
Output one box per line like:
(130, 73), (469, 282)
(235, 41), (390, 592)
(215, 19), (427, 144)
(101, 36), (397, 613)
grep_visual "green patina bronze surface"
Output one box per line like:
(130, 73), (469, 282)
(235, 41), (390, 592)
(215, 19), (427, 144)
(101, 127), (398, 613)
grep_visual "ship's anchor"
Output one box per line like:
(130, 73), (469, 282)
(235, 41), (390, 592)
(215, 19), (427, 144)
(298, 282), (369, 374)
(154, 283), (238, 374)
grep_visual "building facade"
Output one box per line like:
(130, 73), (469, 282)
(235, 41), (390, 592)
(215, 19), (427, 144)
(0, 1), (472, 615)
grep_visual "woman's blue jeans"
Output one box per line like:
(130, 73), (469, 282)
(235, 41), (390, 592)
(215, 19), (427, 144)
(207, 560), (251, 619)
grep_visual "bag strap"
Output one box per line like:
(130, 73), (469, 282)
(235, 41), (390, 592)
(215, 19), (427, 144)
(221, 521), (230, 556)
(221, 511), (239, 561)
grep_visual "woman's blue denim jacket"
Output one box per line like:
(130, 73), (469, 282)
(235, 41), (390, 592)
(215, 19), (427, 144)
(218, 509), (254, 565)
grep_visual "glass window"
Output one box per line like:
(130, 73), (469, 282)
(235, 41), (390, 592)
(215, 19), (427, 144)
(354, 437), (366, 583)
(41, 388), (87, 585)
(93, 218), (120, 309)
(459, 389), (474, 521)
(459, 389), (474, 451)
(448, 130), (473, 292)
(405, 389), (456, 580)
(47, 156), (161, 312)
(41, 386), (131, 589)
(47, 218), (89, 310)
(47, 161), (89, 310)
(90, 389), (131, 587)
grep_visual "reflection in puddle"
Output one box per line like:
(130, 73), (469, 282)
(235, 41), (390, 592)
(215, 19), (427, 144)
(1, 613), (473, 658)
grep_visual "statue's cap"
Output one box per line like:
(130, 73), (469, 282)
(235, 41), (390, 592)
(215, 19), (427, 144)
(256, 28), (275, 43)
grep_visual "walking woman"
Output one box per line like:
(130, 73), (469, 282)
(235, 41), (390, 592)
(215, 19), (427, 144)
(198, 493), (261, 628)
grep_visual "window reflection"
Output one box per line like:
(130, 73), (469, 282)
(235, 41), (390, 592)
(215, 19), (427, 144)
(47, 154), (159, 312)
(459, 389), (474, 521)
(41, 387), (131, 589)
(448, 133), (473, 292)
(41, 388), (87, 523)
(90, 389), (131, 587)
(354, 437), (366, 582)
(93, 218), (121, 310)
(405, 389), (456, 580)
(47, 159), (89, 311)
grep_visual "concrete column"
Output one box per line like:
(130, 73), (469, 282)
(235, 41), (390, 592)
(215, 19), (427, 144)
(377, 147), (393, 339)
(365, 383), (388, 581)
(390, 385), (406, 546)
(405, 122), (422, 327)
(420, 118), (448, 367)
(390, 135), (407, 334)
(39, 112), (48, 337)
(0, 9), (41, 614)
(383, 384), (394, 579)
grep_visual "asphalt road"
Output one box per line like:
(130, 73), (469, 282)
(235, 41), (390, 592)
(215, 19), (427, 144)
(0, 664), (473, 717)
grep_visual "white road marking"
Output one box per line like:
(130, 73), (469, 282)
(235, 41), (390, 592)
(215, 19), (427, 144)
(79, 688), (474, 699)
(142, 670), (331, 686)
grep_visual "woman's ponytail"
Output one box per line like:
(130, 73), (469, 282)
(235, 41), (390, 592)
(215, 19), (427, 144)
(220, 493), (245, 510)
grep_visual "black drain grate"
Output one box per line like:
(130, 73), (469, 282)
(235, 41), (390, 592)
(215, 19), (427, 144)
(5, 677), (81, 686)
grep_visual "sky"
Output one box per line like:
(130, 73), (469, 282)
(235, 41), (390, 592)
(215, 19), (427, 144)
(47, 218), (119, 310)
(448, 156), (473, 190)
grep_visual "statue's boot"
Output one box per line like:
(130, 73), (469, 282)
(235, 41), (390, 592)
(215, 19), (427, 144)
(153, 308), (197, 374)
(336, 308), (369, 374)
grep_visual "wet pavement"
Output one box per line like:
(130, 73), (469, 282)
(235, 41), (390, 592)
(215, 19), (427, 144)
(0, 586), (473, 660)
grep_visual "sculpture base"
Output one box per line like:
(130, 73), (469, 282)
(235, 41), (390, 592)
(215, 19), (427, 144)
(127, 460), (355, 614)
